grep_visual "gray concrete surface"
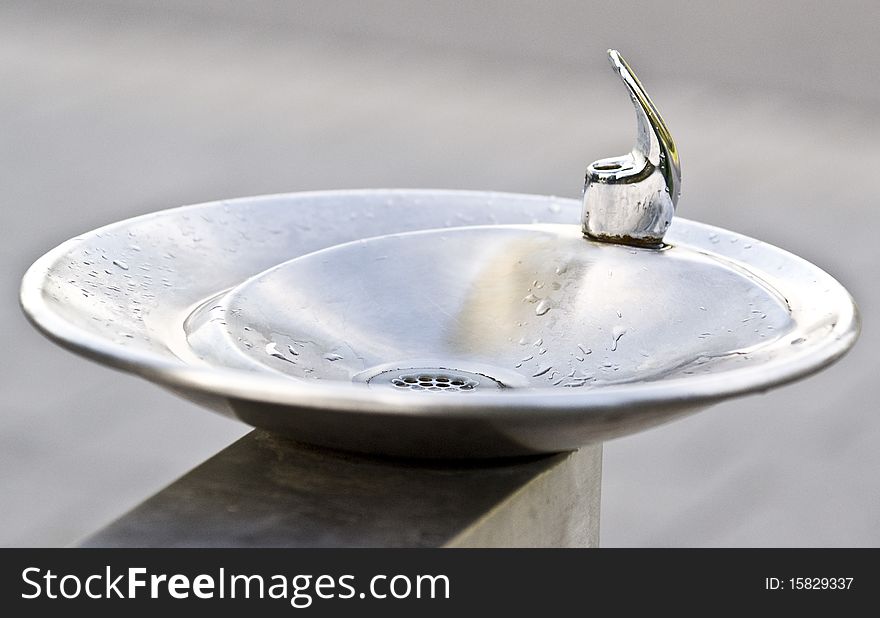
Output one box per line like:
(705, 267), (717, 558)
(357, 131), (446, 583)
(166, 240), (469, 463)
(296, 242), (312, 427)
(2, 1), (877, 546)
(82, 432), (602, 548)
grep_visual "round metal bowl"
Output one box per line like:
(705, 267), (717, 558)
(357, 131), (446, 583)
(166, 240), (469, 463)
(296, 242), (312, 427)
(20, 190), (859, 457)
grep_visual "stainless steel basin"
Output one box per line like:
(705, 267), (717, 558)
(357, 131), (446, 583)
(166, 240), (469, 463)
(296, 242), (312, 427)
(20, 189), (859, 457)
(188, 224), (798, 390)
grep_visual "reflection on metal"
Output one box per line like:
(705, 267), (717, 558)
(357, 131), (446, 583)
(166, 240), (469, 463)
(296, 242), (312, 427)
(583, 50), (681, 247)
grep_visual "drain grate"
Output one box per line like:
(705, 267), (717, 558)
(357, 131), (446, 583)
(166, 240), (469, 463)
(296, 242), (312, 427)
(391, 372), (479, 392)
(360, 367), (505, 392)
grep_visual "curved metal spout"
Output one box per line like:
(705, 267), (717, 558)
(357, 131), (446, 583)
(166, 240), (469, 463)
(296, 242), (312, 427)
(582, 50), (681, 247)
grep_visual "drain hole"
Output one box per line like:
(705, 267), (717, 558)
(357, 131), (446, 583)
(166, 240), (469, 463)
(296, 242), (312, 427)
(360, 366), (509, 392)
(389, 371), (483, 393)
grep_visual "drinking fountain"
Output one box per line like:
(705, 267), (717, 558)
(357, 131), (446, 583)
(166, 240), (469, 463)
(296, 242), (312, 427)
(19, 51), (860, 545)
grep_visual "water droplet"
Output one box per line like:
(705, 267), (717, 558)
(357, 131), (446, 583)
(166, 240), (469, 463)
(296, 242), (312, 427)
(286, 345), (299, 356)
(533, 280), (545, 289)
(535, 299), (552, 316)
(555, 263), (568, 275)
(324, 352), (344, 361)
(523, 293), (540, 304)
(532, 366), (552, 377)
(578, 344), (592, 355)
(610, 326), (627, 351)
(112, 259), (129, 270)
(791, 337), (806, 345)
(265, 342), (295, 364)
(533, 338), (543, 347)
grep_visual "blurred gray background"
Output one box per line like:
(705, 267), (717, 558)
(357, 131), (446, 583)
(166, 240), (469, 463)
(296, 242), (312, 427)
(2, 0), (878, 546)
